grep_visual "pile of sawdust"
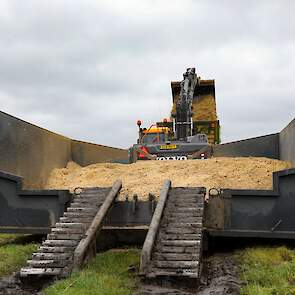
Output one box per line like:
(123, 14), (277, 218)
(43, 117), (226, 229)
(171, 94), (217, 121)
(44, 158), (292, 199)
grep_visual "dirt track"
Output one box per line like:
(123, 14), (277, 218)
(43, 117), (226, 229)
(45, 157), (292, 199)
(198, 253), (241, 295)
(136, 253), (241, 294)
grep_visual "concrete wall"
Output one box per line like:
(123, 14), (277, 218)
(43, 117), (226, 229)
(0, 111), (128, 188)
(0, 111), (71, 188)
(71, 140), (128, 166)
(213, 133), (279, 159)
(279, 118), (295, 165)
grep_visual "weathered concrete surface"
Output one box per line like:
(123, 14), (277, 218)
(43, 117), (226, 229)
(213, 133), (279, 159)
(71, 140), (128, 166)
(0, 111), (127, 187)
(280, 118), (295, 165)
(0, 111), (71, 188)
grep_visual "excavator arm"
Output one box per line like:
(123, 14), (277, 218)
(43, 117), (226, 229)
(174, 68), (200, 141)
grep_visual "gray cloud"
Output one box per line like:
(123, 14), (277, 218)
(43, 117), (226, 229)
(0, 0), (294, 148)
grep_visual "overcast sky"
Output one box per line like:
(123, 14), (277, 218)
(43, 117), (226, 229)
(0, 1), (294, 148)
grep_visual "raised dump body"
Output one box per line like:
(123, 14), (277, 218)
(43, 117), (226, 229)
(140, 181), (205, 282)
(20, 182), (121, 278)
(171, 79), (220, 145)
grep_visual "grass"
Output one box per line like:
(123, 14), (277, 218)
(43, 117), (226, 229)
(44, 249), (140, 295)
(0, 234), (39, 277)
(237, 246), (295, 295)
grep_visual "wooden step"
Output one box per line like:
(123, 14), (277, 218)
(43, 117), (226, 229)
(70, 202), (100, 208)
(47, 233), (84, 240)
(165, 228), (202, 234)
(51, 227), (85, 234)
(159, 233), (201, 240)
(27, 259), (68, 268)
(55, 222), (87, 229)
(67, 207), (98, 213)
(63, 212), (96, 218)
(38, 246), (75, 253)
(42, 239), (79, 247)
(147, 269), (199, 278)
(164, 222), (202, 229)
(154, 260), (199, 269)
(59, 217), (93, 223)
(20, 267), (62, 277)
(157, 246), (200, 254)
(32, 252), (72, 260)
(153, 253), (198, 261)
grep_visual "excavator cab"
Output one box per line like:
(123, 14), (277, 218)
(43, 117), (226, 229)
(140, 126), (172, 144)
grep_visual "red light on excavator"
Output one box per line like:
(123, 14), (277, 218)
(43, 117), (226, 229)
(137, 120), (142, 127)
(138, 146), (149, 159)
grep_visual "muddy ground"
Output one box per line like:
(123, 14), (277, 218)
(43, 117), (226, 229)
(0, 252), (241, 295)
(136, 252), (241, 294)
(0, 274), (43, 295)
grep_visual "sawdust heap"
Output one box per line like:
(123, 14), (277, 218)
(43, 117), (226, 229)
(172, 94), (217, 121)
(45, 157), (292, 199)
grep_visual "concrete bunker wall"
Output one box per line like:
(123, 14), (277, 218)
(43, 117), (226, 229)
(213, 133), (279, 159)
(0, 111), (127, 187)
(279, 118), (295, 165)
(213, 117), (295, 165)
(71, 140), (128, 166)
(0, 111), (72, 188)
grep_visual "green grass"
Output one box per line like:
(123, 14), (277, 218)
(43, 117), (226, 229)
(237, 246), (295, 295)
(0, 234), (39, 277)
(44, 249), (140, 295)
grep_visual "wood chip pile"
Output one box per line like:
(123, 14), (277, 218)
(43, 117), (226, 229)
(44, 157), (292, 200)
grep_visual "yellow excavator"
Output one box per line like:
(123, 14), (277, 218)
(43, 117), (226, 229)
(129, 67), (220, 162)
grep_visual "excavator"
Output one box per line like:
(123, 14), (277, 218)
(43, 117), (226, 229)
(129, 67), (219, 162)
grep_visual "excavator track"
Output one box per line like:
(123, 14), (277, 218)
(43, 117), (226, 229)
(20, 184), (120, 278)
(147, 187), (204, 279)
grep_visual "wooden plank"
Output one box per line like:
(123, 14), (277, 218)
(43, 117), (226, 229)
(161, 240), (200, 247)
(163, 217), (203, 223)
(20, 267), (62, 277)
(59, 217), (93, 223)
(159, 233), (201, 240)
(27, 259), (68, 268)
(43, 240), (79, 247)
(166, 202), (203, 208)
(157, 246), (200, 254)
(47, 233), (84, 240)
(55, 222), (86, 229)
(51, 228), (85, 234)
(73, 180), (122, 272)
(154, 260), (199, 269)
(153, 253), (198, 261)
(32, 252), (72, 260)
(38, 246), (75, 253)
(147, 269), (199, 278)
(164, 228), (202, 234)
(63, 212), (96, 218)
(70, 202), (100, 208)
(166, 211), (202, 218)
(165, 207), (203, 212)
(163, 222), (202, 229)
(67, 207), (98, 213)
(140, 180), (171, 275)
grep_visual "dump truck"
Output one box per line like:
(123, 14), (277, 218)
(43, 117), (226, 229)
(129, 67), (221, 162)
